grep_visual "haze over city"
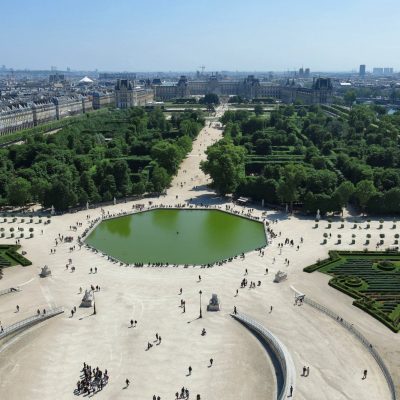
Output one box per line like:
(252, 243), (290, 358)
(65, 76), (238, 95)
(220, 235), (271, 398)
(1, 0), (400, 72)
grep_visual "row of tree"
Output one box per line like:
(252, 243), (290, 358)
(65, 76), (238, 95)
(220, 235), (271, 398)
(1, 107), (204, 210)
(202, 105), (400, 215)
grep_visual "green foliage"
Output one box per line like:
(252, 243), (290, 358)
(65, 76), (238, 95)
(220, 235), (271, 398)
(304, 250), (400, 332)
(354, 180), (376, 211)
(199, 93), (220, 105)
(1, 107), (203, 210)
(7, 177), (31, 206)
(217, 103), (400, 215)
(201, 139), (246, 195)
(254, 104), (263, 116)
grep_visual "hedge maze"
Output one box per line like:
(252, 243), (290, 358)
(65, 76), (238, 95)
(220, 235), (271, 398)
(304, 251), (400, 332)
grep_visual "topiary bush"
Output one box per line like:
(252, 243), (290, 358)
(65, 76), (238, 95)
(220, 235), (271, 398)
(377, 261), (396, 272)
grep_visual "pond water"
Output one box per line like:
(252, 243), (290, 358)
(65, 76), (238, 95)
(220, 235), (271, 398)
(85, 209), (267, 265)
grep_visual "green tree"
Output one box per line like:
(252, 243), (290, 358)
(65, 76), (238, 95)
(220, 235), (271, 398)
(344, 90), (357, 108)
(354, 180), (376, 212)
(334, 181), (355, 208)
(201, 139), (246, 195)
(7, 177), (31, 206)
(151, 141), (182, 174)
(254, 104), (263, 116)
(44, 180), (77, 211)
(277, 164), (306, 211)
(151, 165), (170, 193)
(200, 93), (219, 105)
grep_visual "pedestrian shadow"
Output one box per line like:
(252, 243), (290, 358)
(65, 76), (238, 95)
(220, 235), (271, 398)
(79, 313), (95, 321)
(187, 316), (202, 324)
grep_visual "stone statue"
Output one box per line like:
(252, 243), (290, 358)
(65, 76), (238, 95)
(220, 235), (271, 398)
(80, 290), (94, 307)
(86, 202), (89, 210)
(113, 197), (116, 205)
(39, 265), (51, 278)
(207, 293), (220, 311)
(274, 271), (287, 283)
(316, 209), (321, 221)
(51, 205), (55, 215)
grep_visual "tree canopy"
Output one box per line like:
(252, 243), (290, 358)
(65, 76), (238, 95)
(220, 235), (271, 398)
(0, 107), (204, 211)
(213, 103), (400, 215)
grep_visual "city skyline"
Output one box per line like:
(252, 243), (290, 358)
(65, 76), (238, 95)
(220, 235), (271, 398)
(1, 0), (400, 72)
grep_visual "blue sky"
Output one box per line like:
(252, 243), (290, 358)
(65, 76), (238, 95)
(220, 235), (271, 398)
(1, 0), (399, 71)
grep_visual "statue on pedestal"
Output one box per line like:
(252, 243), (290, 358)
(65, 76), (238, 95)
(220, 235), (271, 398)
(80, 290), (94, 307)
(39, 265), (51, 278)
(274, 271), (287, 283)
(207, 294), (220, 311)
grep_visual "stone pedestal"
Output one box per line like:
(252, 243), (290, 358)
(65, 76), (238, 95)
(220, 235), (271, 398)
(273, 271), (287, 283)
(39, 265), (51, 278)
(207, 294), (220, 311)
(80, 290), (94, 307)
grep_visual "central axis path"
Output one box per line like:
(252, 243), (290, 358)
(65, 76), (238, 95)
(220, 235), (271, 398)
(167, 105), (226, 203)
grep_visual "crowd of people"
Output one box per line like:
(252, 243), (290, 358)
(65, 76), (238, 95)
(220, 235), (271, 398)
(74, 362), (109, 396)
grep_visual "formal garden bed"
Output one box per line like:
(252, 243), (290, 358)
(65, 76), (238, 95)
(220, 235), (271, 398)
(0, 244), (32, 270)
(304, 250), (400, 332)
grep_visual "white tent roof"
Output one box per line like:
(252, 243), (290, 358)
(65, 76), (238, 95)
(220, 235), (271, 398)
(79, 76), (94, 83)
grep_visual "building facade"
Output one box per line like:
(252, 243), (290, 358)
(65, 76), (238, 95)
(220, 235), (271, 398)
(0, 95), (93, 135)
(154, 75), (333, 104)
(115, 79), (153, 108)
(92, 92), (114, 109)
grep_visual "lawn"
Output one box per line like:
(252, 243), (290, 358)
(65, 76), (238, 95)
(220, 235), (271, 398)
(0, 244), (32, 269)
(304, 250), (400, 332)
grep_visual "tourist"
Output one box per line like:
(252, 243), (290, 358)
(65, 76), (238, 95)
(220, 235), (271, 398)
(363, 369), (368, 379)
(289, 385), (293, 397)
(188, 366), (192, 375)
(16, 305), (19, 312)
(201, 328), (206, 336)
(209, 358), (213, 367)
(130, 319), (134, 327)
(125, 378), (130, 387)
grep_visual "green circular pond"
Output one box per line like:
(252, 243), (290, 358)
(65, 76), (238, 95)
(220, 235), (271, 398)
(85, 209), (267, 265)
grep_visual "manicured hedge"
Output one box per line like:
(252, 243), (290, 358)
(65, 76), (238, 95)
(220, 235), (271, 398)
(354, 301), (399, 333)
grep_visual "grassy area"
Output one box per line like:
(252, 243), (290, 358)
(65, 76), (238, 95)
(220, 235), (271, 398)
(304, 250), (400, 332)
(0, 244), (32, 269)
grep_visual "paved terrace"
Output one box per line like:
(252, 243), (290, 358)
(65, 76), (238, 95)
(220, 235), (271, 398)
(0, 104), (398, 400)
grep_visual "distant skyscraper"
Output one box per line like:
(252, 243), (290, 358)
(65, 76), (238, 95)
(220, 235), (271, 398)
(304, 68), (310, 78)
(359, 64), (366, 78)
(383, 67), (393, 75)
(373, 67), (384, 75)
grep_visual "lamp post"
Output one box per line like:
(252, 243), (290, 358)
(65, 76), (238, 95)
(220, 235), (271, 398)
(93, 290), (96, 315)
(199, 290), (202, 319)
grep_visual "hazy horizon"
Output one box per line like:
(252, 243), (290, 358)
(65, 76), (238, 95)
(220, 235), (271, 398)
(1, 0), (399, 72)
